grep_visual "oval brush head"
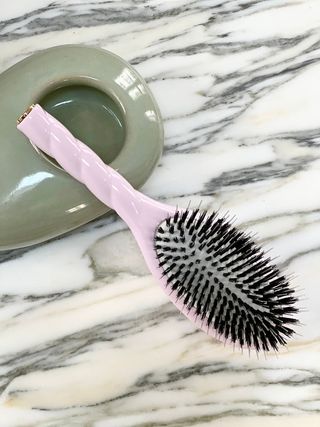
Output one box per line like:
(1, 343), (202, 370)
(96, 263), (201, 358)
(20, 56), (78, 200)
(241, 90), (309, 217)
(155, 209), (298, 352)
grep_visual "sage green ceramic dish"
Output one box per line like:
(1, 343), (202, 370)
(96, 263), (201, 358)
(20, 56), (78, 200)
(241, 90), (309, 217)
(0, 45), (163, 250)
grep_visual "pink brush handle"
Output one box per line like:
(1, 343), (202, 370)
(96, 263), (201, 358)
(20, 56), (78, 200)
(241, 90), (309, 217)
(17, 104), (170, 232)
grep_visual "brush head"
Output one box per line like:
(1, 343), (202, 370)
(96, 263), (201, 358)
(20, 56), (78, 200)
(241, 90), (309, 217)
(154, 209), (298, 352)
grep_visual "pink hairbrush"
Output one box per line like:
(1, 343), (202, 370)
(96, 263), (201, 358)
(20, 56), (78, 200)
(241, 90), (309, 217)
(17, 104), (298, 352)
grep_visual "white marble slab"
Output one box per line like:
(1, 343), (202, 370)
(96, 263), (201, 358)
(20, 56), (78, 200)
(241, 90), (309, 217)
(0, 0), (319, 425)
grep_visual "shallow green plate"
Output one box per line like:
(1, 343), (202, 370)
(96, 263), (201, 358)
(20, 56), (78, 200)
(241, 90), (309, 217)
(0, 45), (163, 250)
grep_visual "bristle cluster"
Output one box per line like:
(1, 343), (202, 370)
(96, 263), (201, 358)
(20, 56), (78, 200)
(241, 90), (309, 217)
(154, 209), (298, 352)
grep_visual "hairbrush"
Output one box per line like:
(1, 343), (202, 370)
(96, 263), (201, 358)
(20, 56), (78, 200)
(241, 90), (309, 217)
(17, 104), (298, 352)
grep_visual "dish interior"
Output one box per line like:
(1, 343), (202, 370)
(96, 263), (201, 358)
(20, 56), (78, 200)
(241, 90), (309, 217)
(39, 84), (126, 165)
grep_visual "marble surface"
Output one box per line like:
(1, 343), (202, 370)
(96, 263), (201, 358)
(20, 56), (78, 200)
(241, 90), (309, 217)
(0, 0), (320, 426)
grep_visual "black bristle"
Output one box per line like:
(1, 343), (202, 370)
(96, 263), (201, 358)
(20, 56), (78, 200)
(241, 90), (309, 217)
(154, 209), (298, 352)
